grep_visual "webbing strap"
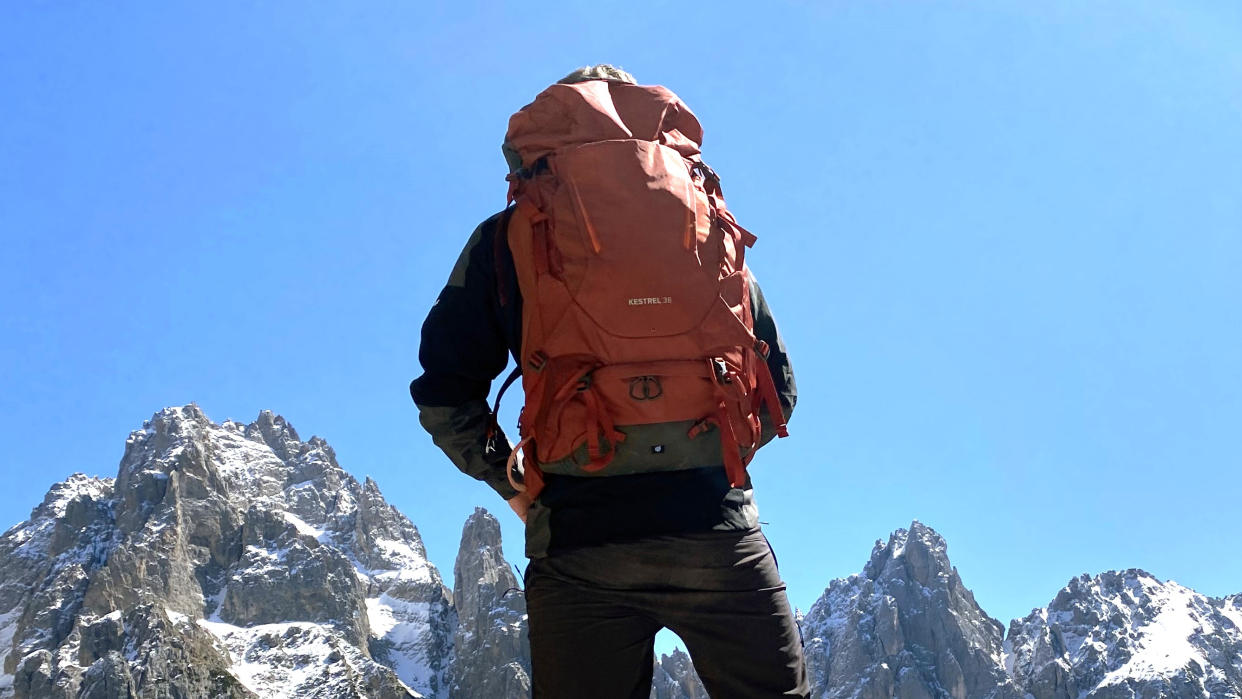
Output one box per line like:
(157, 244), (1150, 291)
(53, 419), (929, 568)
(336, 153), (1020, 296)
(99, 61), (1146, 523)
(505, 173), (519, 206)
(715, 399), (747, 488)
(492, 366), (522, 419)
(700, 357), (752, 489)
(566, 177), (603, 254)
(513, 199), (552, 275)
(485, 366), (523, 454)
(538, 366), (627, 473)
(718, 209), (758, 248)
(753, 343), (789, 439)
(580, 388), (625, 472)
(592, 359), (712, 383)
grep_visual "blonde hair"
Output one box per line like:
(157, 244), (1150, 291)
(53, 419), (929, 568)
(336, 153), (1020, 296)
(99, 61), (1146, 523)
(558, 64), (637, 85)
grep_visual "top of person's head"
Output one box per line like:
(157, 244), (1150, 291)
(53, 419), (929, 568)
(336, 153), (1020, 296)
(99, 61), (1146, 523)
(557, 64), (637, 85)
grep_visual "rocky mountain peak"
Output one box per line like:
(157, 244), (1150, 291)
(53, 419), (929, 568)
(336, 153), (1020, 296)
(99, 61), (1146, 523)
(245, 409), (301, 448)
(1, 405), (458, 698)
(862, 519), (950, 585)
(448, 507), (530, 699)
(1005, 568), (1242, 697)
(454, 508), (510, 588)
(802, 521), (1020, 699)
(29, 475), (114, 523)
(7, 405), (1242, 698)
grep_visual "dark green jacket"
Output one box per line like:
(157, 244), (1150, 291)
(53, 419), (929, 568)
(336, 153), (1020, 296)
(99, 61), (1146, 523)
(411, 210), (796, 557)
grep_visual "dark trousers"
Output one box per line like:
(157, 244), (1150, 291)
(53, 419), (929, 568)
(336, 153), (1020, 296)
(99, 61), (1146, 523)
(525, 528), (810, 698)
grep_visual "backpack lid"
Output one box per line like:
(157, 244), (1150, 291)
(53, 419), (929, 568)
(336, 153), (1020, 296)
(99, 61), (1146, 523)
(504, 81), (704, 170)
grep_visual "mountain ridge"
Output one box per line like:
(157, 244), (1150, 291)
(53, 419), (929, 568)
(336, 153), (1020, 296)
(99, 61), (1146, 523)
(1, 405), (458, 698)
(2, 405), (1238, 698)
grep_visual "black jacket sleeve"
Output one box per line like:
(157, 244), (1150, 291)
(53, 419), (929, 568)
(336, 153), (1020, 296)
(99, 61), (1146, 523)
(410, 213), (519, 500)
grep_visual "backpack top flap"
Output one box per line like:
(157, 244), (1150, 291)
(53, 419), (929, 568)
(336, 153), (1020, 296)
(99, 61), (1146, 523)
(504, 81), (704, 169)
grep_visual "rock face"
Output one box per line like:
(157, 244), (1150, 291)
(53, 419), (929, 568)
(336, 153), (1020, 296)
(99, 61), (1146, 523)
(447, 508), (531, 698)
(0, 406), (453, 698)
(651, 648), (707, 699)
(1004, 569), (1242, 698)
(800, 521), (1022, 699)
(6, 406), (1241, 699)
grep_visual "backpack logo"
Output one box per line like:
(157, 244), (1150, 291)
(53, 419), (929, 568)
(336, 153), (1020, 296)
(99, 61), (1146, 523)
(627, 296), (672, 306)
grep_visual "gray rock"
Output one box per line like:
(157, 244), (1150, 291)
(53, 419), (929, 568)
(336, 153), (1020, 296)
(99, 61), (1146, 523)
(1005, 569), (1242, 698)
(447, 507), (531, 699)
(218, 504), (370, 646)
(651, 647), (707, 699)
(11, 405), (1240, 699)
(76, 651), (136, 699)
(1, 474), (116, 684)
(801, 521), (1022, 699)
(0, 405), (444, 698)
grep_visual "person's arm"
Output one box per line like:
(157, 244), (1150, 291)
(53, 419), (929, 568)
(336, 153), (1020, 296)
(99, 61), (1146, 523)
(410, 213), (520, 502)
(749, 275), (797, 447)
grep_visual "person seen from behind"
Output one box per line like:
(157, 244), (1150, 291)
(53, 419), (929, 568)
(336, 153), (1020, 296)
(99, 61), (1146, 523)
(410, 64), (808, 698)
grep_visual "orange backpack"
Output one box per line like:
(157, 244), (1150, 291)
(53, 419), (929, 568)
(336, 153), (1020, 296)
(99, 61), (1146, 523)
(496, 80), (787, 499)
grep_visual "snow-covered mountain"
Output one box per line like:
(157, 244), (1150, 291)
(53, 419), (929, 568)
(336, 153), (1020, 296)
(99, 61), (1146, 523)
(0, 405), (713, 699)
(1005, 569), (1242, 698)
(800, 521), (1022, 699)
(3, 405), (1239, 698)
(788, 522), (1242, 699)
(448, 508), (529, 698)
(1, 406), (478, 698)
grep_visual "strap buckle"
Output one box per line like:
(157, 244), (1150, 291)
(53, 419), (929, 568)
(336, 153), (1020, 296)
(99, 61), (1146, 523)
(687, 417), (716, 440)
(628, 375), (663, 401)
(528, 350), (549, 372)
(691, 160), (720, 184)
(575, 372), (594, 392)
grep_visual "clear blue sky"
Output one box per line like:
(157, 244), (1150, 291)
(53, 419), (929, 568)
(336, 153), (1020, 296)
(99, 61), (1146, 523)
(3, 0), (1240, 656)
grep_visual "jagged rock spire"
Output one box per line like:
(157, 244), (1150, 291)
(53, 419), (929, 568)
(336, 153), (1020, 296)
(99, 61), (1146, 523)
(7, 406), (1242, 698)
(651, 647), (707, 699)
(448, 507), (530, 698)
(801, 521), (1022, 699)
